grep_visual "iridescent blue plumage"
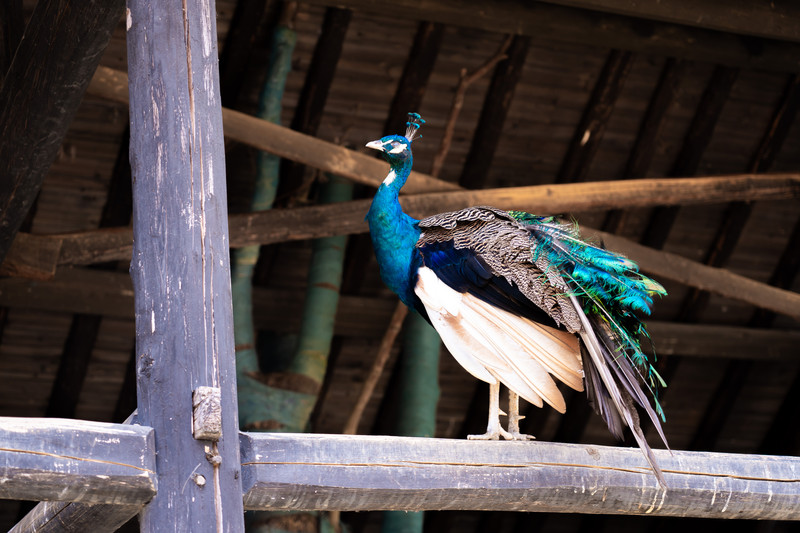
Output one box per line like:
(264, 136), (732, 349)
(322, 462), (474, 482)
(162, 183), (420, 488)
(367, 114), (669, 487)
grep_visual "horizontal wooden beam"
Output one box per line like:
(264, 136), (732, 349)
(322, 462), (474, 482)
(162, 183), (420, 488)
(537, 0), (800, 44)
(645, 322), (800, 360)
(3, 267), (798, 360)
(240, 432), (800, 518)
(10, 502), (142, 533)
(300, 0), (800, 73)
(85, 66), (458, 195)
(3, 172), (798, 272)
(0, 416), (156, 504)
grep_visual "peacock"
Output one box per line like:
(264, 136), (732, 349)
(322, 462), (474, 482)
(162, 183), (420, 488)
(366, 113), (670, 487)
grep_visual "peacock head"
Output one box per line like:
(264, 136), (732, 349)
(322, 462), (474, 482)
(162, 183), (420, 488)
(365, 113), (425, 169)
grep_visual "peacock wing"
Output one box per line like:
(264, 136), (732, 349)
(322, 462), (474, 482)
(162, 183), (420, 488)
(414, 207), (584, 410)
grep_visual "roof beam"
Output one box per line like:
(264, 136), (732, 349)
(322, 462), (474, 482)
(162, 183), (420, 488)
(555, 49), (634, 183)
(459, 35), (530, 189)
(4, 172), (794, 268)
(0, 0), (125, 265)
(603, 58), (686, 232)
(3, 268), (800, 360)
(281, 6), (353, 194)
(240, 432), (800, 519)
(640, 65), (739, 249)
(537, 0), (800, 44)
(301, 0), (800, 73)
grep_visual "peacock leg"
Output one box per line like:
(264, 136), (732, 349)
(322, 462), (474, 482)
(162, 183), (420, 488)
(468, 382), (513, 440)
(506, 391), (535, 440)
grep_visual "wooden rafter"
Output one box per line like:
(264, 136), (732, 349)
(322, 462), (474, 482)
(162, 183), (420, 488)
(555, 49), (633, 183)
(301, 0), (800, 73)
(459, 35), (530, 189)
(640, 65), (739, 249)
(46, 127), (134, 421)
(3, 268), (799, 361)
(603, 58), (686, 233)
(281, 6), (352, 192)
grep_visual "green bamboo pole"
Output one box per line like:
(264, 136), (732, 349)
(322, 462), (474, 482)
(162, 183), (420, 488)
(232, 20), (304, 432)
(290, 174), (353, 389)
(383, 312), (441, 533)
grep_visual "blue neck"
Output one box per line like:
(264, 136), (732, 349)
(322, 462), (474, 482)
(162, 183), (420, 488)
(366, 156), (421, 306)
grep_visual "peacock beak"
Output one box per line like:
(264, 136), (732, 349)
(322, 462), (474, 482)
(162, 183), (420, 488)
(365, 139), (385, 152)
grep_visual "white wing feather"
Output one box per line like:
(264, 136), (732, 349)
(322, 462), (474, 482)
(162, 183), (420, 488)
(415, 267), (583, 413)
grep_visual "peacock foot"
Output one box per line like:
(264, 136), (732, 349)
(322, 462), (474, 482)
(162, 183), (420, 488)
(468, 426), (514, 440)
(506, 391), (535, 440)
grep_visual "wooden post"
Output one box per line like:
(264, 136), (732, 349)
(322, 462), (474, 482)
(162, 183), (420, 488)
(127, 0), (245, 531)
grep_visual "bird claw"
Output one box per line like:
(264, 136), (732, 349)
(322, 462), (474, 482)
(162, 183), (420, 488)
(467, 427), (514, 441)
(507, 413), (535, 440)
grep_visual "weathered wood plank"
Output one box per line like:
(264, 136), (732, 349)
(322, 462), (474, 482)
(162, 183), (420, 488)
(0, 417), (155, 504)
(300, 0), (800, 73)
(0, 0), (125, 265)
(10, 502), (141, 533)
(641, 66), (739, 249)
(240, 433), (800, 518)
(126, 0), (245, 530)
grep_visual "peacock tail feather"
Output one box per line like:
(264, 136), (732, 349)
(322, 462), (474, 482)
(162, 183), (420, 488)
(508, 210), (668, 420)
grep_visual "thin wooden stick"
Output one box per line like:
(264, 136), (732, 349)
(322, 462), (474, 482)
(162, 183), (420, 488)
(430, 35), (513, 177)
(342, 301), (408, 434)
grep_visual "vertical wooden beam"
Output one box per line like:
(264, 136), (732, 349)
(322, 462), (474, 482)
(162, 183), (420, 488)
(127, 0), (245, 530)
(555, 49), (634, 183)
(0, 0), (125, 265)
(640, 66), (739, 249)
(459, 35), (530, 189)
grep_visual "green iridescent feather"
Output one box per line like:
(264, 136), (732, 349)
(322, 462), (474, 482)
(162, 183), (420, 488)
(508, 210), (668, 419)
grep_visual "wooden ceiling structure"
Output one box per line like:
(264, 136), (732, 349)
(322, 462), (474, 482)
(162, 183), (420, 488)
(1, 0), (800, 531)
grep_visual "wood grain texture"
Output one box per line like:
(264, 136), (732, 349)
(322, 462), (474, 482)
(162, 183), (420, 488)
(10, 502), (142, 533)
(240, 432), (800, 518)
(0, 417), (155, 504)
(0, 0), (125, 264)
(126, 0), (245, 530)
